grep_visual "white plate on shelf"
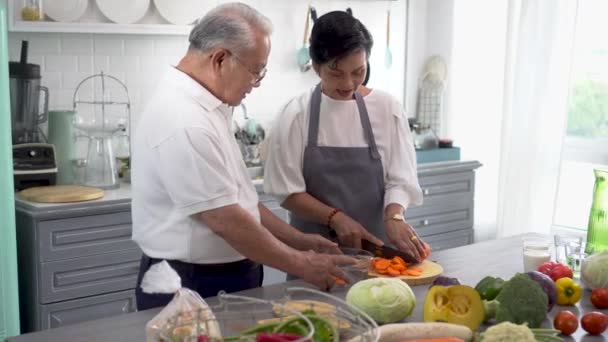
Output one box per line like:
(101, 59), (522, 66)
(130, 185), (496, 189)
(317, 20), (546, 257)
(44, 0), (88, 22)
(153, 0), (215, 25)
(96, 0), (150, 24)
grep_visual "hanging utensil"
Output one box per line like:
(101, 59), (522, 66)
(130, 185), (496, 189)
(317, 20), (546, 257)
(297, 5), (312, 72)
(384, 8), (393, 68)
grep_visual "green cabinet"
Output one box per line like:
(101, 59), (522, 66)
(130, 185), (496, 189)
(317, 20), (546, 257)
(0, 0), (21, 339)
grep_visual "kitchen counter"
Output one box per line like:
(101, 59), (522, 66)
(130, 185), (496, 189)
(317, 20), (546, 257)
(15, 183), (131, 212)
(7, 234), (606, 342)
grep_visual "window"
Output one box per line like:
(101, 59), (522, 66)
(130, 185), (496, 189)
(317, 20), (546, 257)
(553, 0), (608, 230)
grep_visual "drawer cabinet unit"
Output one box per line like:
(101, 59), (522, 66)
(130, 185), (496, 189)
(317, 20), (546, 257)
(411, 160), (481, 250)
(15, 191), (140, 333)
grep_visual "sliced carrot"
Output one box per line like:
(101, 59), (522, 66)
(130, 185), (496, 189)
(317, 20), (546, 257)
(400, 269), (409, 275)
(409, 266), (424, 273)
(405, 269), (422, 276)
(392, 256), (406, 266)
(391, 263), (406, 271)
(333, 277), (346, 286)
(376, 268), (388, 274)
(374, 258), (391, 271)
(386, 266), (401, 277)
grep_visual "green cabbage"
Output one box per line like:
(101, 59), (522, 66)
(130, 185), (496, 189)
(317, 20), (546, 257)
(345, 278), (416, 324)
(581, 249), (608, 289)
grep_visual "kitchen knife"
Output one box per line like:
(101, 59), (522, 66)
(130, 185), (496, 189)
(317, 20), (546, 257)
(361, 240), (421, 264)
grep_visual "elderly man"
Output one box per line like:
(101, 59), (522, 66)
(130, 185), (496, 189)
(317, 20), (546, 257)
(131, 2), (354, 310)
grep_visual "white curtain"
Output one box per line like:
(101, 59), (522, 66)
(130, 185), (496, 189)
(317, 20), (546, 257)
(496, 0), (578, 237)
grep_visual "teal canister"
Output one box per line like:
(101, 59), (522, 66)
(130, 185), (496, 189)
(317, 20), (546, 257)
(47, 110), (76, 184)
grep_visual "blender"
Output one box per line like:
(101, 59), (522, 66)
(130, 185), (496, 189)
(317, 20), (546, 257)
(10, 41), (56, 190)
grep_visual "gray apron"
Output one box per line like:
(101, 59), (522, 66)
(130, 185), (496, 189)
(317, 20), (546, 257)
(290, 84), (387, 243)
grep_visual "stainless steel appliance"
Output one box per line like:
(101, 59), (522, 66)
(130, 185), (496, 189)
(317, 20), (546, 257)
(10, 40), (56, 190)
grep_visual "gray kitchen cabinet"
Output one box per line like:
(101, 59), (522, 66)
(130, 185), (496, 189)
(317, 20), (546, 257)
(15, 188), (140, 333)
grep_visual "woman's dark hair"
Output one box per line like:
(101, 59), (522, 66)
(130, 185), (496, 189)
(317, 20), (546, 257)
(309, 11), (373, 66)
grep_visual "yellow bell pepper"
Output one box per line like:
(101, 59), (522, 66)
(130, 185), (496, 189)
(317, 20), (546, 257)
(555, 277), (582, 305)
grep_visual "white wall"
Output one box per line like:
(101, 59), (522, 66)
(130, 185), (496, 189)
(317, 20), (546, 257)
(7, 0), (408, 129)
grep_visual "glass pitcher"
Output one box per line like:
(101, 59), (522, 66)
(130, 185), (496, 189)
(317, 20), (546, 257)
(84, 135), (119, 189)
(585, 168), (608, 254)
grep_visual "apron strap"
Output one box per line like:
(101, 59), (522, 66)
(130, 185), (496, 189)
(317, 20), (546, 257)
(354, 91), (382, 160)
(307, 84), (323, 147)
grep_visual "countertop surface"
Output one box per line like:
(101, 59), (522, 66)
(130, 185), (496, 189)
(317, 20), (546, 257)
(7, 234), (607, 342)
(15, 182), (132, 210)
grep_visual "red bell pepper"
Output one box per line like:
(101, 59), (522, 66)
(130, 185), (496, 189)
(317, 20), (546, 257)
(537, 261), (573, 281)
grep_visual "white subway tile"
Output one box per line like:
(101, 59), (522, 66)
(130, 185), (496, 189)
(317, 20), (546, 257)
(124, 38), (154, 56)
(94, 37), (124, 55)
(78, 56), (94, 73)
(61, 36), (93, 54)
(28, 55), (44, 69)
(109, 56), (139, 72)
(62, 72), (92, 89)
(50, 89), (76, 110)
(45, 55), (78, 72)
(155, 37), (188, 56)
(93, 56), (110, 73)
(41, 72), (61, 89)
(29, 35), (61, 54)
(140, 56), (167, 72)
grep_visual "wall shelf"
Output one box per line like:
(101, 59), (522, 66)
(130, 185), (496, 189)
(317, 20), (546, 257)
(6, 0), (192, 35)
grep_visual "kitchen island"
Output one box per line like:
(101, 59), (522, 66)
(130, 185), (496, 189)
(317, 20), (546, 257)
(7, 234), (607, 342)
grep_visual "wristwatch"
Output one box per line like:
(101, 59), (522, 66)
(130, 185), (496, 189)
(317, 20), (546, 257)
(385, 213), (405, 222)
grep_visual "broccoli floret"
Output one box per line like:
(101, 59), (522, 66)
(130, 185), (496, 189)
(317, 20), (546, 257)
(476, 322), (536, 342)
(482, 273), (548, 328)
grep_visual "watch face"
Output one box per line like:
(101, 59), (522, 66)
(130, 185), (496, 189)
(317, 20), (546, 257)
(393, 214), (405, 221)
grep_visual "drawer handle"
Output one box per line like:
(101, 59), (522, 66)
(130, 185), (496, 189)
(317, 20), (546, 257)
(422, 219), (430, 226)
(423, 188), (430, 195)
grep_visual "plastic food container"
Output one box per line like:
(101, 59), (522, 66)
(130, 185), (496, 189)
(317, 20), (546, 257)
(158, 287), (378, 342)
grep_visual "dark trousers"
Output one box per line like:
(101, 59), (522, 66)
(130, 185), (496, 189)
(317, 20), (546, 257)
(135, 254), (264, 311)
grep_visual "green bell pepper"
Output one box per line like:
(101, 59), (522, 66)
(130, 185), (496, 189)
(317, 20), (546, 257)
(475, 276), (505, 301)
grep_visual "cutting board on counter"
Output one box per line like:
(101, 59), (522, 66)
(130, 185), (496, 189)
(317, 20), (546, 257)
(18, 185), (105, 203)
(368, 259), (443, 286)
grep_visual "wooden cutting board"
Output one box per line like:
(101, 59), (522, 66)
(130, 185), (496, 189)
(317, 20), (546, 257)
(19, 185), (105, 203)
(368, 260), (444, 286)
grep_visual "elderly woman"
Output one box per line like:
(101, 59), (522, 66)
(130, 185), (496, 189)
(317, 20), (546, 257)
(264, 11), (427, 262)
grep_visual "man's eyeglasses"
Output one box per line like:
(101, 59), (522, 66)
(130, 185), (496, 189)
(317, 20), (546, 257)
(227, 50), (267, 85)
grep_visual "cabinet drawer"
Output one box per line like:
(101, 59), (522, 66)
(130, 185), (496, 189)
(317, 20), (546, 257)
(418, 172), (474, 206)
(40, 249), (141, 304)
(39, 211), (137, 262)
(406, 202), (473, 237)
(425, 229), (473, 252)
(39, 290), (136, 330)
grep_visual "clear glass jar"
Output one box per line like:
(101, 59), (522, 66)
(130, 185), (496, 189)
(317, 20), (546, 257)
(21, 0), (42, 21)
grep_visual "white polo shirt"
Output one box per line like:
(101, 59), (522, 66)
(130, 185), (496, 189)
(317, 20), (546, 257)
(131, 66), (260, 264)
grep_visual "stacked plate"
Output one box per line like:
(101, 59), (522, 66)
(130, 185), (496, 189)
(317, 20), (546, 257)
(153, 0), (216, 25)
(44, 0), (88, 22)
(96, 0), (150, 24)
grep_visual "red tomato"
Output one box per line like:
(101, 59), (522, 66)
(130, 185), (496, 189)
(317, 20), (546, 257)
(548, 263), (573, 281)
(553, 311), (578, 336)
(538, 261), (558, 275)
(580, 312), (608, 335)
(590, 288), (608, 310)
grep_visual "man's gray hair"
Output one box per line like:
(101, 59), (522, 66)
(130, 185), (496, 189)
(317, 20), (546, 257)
(188, 3), (273, 55)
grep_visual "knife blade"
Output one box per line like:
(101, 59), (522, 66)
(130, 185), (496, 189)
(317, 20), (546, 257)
(361, 240), (421, 264)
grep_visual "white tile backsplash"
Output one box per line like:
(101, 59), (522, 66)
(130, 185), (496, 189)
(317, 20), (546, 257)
(109, 55), (140, 73)
(8, 0), (408, 128)
(45, 55), (78, 73)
